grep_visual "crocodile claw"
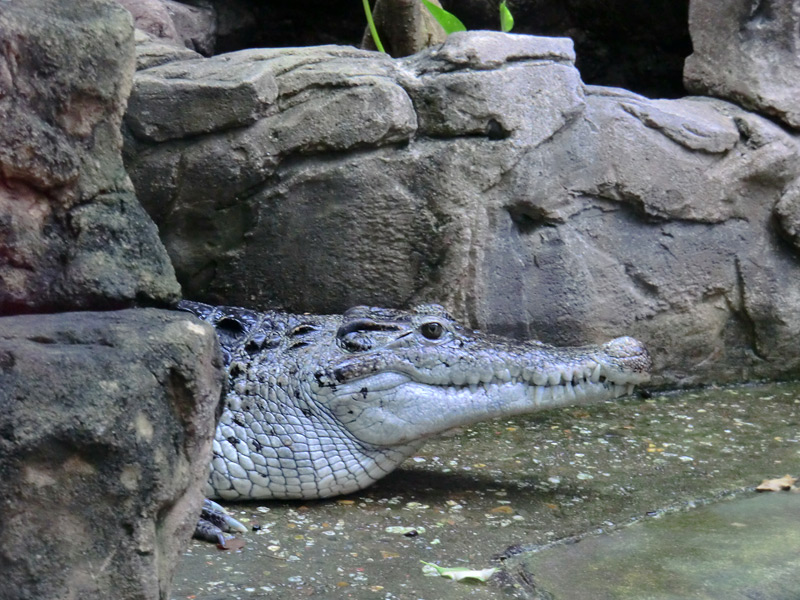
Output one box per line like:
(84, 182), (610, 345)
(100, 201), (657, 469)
(194, 498), (248, 544)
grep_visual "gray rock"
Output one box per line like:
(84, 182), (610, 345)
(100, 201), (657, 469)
(0, 309), (224, 600)
(117, 0), (182, 45)
(684, 0), (800, 130)
(402, 32), (583, 140)
(124, 32), (800, 387)
(127, 53), (279, 141)
(474, 88), (800, 386)
(164, 0), (216, 55)
(126, 46), (415, 144)
(0, 0), (181, 314)
(123, 46), (418, 285)
(417, 30), (576, 67)
(775, 178), (800, 250)
(116, 0), (216, 55)
(134, 28), (203, 71)
(618, 97), (739, 154)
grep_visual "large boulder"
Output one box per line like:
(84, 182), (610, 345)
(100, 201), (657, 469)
(123, 31), (800, 388)
(0, 309), (223, 600)
(684, 0), (800, 130)
(0, 0), (180, 315)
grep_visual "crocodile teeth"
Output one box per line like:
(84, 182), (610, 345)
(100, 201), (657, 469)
(532, 371), (548, 386)
(495, 368), (512, 382)
(590, 363), (601, 383)
(533, 385), (545, 405)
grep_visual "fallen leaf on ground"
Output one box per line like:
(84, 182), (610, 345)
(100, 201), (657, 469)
(421, 561), (498, 582)
(756, 474), (797, 492)
(490, 505), (514, 514)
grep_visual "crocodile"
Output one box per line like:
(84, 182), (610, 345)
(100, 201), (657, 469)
(178, 300), (651, 540)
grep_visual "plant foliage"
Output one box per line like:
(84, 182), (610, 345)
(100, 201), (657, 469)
(420, 0), (467, 34)
(499, 0), (514, 32)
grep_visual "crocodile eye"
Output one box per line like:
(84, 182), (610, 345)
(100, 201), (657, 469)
(420, 321), (444, 340)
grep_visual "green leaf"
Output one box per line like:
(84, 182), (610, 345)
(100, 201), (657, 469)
(420, 561), (498, 582)
(420, 0), (467, 34)
(362, 0), (385, 53)
(499, 0), (514, 32)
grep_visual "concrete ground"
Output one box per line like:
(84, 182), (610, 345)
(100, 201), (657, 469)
(170, 382), (800, 600)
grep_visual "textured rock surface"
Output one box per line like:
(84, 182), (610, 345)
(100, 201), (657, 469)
(684, 0), (800, 130)
(116, 0), (216, 55)
(0, 0), (180, 315)
(775, 179), (800, 250)
(127, 52), (279, 141)
(0, 309), (223, 600)
(124, 31), (800, 388)
(133, 27), (203, 71)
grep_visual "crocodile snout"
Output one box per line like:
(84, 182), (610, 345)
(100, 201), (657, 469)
(602, 336), (652, 382)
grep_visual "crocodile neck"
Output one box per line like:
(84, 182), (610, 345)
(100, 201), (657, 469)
(213, 371), (425, 499)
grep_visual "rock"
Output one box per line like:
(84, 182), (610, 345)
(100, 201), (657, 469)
(123, 45), (418, 290)
(127, 52), (280, 141)
(417, 30), (576, 67)
(116, 0), (216, 55)
(618, 97), (739, 154)
(0, 0), (181, 314)
(134, 28), (203, 71)
(478, 88), (800, 386)
(163, 0), (216, 55)
(0, 309), (224, 600)
(123, 31), (800, 387)
(403, 32), (582, 140)
(775, 178), (800, 250)
(117, 0), (182, 45)
(684, 0), (800, 130)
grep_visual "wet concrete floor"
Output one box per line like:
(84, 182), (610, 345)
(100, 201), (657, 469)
(171, 382), (800, 600)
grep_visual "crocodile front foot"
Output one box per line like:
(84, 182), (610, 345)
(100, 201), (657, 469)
(194, 499), (248, 545)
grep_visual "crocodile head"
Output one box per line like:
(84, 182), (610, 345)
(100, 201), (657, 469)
(179, 300), (651, 500)
(309, 304), (650, 446)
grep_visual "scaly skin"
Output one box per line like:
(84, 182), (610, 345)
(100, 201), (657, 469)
(179, 301), (651, 503)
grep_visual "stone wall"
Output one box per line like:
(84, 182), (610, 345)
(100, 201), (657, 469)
(123, 28), (800, 389)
